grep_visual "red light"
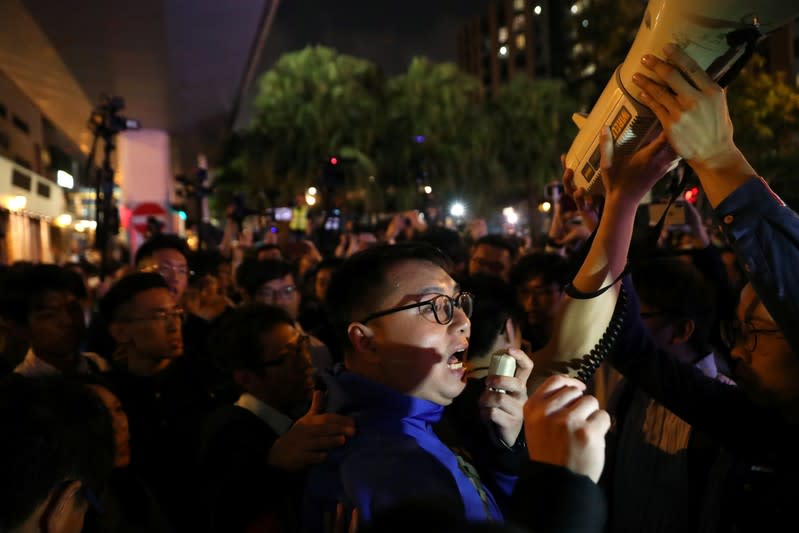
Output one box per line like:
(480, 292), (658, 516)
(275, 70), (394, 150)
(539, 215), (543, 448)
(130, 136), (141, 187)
(684, 186), (700, 204)
(330, 157), (338, 165)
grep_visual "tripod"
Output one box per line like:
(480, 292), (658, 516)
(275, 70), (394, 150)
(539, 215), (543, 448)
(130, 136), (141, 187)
(82, 95), (139, 280)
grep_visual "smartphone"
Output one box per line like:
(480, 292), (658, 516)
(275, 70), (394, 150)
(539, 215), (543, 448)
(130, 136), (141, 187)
(488, 353), (516, 393)
(648, 202), (686, 228)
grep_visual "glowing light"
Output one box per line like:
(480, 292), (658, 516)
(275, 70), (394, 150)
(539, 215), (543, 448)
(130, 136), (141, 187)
(7, 195), (27, 211)
(73, 220), (96, 232)
(56, 170), (74, 189)
(414, 135), (426, 144)
(503, 207), (519, 225)
(534, 5), (542, 15)
(178, 210), (188, 221)
(330, 157), (338, 165)
(55, 213), (73, 227)
(582, 19), (589, 28)
(450, 202), (466, 218)
(424, 186), (433, 195)
(539, 201), (552, 213)
(305, 194), (317, 206)
(499, 45), (509, 57)
(570, 4), (579, 14)
(307, 186), (318, 196)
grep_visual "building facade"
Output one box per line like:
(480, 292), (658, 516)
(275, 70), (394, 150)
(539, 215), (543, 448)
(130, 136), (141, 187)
(458, 0), (581, 96)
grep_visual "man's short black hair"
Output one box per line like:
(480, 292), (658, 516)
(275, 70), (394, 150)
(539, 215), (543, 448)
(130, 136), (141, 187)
(99, 273), (170, 321)
(632, 257), (717, 356)
(460, 274), (526, 360)
(134, 233), (190, 266)
(325, 242), (452, 348)
(509, 252), (572, 289)
(0, 375), (114, 530)
(236, 258), (296, 298)
(209, 304), (295, 373)
(473, 235), (519, 261)
(0, 264), (86, 325)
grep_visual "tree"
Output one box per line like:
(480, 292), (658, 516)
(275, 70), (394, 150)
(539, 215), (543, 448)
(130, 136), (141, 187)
(375, 58), (486, 210)
(727, 53), (799, 205)
(489, 77), (578, 198)
(727, 54), (799, 160)
(248, 46), (384, 202)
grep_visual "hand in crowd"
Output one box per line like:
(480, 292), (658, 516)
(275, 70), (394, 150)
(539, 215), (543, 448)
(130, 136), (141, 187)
(523, 374), (610, 483)
(561, 155), (599, 234)
(633, 44), (757, 206)
(267, 390), (356, 470)
(479, 348), (534, 447)
(324, 502), (359, 533)
(683, 199), (710, 248)
(598, 126), (677, 206)
(633, 44), (735, 170)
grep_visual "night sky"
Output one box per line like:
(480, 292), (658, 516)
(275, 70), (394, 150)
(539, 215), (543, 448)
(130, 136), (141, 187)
(258, 0), (490, 76)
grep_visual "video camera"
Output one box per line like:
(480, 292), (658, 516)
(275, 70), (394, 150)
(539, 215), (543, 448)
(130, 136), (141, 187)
(88, 95), (140, 138)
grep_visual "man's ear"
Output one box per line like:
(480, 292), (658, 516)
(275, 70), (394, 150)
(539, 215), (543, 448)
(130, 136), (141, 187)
(347, 322), (377, 358)
(108, 321), (129, 344)
(42, 480), (86, 533)
(671, 319), (695, 345)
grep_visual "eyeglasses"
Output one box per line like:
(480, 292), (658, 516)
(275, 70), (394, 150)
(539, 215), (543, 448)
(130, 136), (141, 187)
(119, 308), (185, 327)
(256, 285), (297, 302)
(360, 292), (473, 326)
(256, 334), (310, 368)
(720, 319), (782, 352)
(140, 263), (193, 279)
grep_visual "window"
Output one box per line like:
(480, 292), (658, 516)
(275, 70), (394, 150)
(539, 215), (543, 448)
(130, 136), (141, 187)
(37, 181), (51, 198)
(12, 115), (29, 135)
(11, 169), (32, 190)
(516, 33), (527, 50)
(512, 14), (526, 32)
(14, 156), (31, 169)
(0, 102), (6, 119)
(0, 129), (8, 150)
(513, 0), (525, 11)
(498, 26), (509, 43)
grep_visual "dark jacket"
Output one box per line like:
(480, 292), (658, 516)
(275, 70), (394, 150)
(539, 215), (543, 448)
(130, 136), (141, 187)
(303, 367), (517, 531)
(198, 404), (303, 533)
(106, 359), (218, 531)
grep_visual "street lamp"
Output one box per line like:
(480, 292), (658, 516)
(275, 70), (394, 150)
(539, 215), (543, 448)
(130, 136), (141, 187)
(503, 207), (519, 225)
(450, 202), (466, 218)
(424, 185), (433, 195)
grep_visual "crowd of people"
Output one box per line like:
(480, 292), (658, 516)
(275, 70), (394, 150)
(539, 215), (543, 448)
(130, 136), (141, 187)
(1, 46), (797, 533)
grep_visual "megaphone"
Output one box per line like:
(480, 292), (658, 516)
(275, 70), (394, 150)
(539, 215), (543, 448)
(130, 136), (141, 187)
(565, 0), (799, 194)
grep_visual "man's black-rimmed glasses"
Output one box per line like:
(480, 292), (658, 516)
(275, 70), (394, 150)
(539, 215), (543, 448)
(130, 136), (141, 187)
(359, 292), (473, 326)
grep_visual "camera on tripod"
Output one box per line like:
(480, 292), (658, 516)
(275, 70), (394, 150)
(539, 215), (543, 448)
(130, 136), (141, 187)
(88, 95), (140, 138)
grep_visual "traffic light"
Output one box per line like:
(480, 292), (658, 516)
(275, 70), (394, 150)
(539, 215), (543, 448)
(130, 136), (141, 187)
(684, 186), (700, 204)
(329, 156), (338, 166)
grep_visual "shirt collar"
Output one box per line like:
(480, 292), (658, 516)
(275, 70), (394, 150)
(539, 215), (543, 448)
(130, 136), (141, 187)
(14, 348), (91, 377)
(235, 393), (294, 436)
